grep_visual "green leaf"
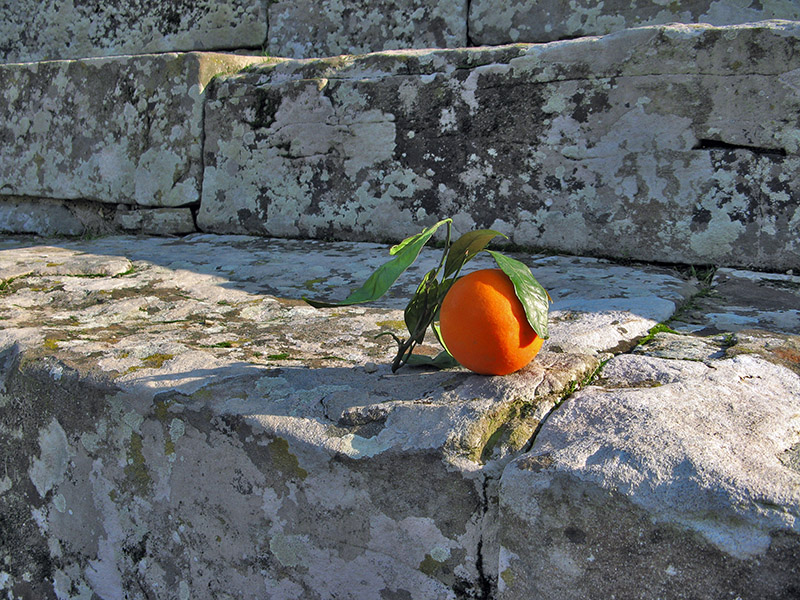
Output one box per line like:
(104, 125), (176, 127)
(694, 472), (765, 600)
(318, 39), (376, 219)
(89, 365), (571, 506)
(406, 350), (460, 369)
(304, 219), (451, 308)
(487, 250), (551, 339)
(404, 268), (439, 339)
(430, 322), (453, 357)
(443, 229), (506, 278)
(390, 218), (452, 256)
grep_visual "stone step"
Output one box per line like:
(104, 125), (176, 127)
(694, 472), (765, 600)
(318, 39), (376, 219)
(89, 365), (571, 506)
(198, 21), (800, 271)
(0, 234), (797, 599)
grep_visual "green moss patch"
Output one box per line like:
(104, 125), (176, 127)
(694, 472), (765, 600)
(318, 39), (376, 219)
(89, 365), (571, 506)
(268, 437), (308, 481)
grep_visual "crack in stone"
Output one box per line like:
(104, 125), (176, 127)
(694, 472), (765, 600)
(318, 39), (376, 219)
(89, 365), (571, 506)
(474, 474), (495, 600)
(693, 138), (788, 157)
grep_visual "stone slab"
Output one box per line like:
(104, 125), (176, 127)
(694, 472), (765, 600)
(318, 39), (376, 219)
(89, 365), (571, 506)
(0, 234), (697, 598)
(198, 22), (800, 271)
(0, 234), (696, 357)
(0, 0), (266, 64)
(470, 0), (800, 44)
(499, 350), (800, 599)
(0, 52), (268, 209)
(267, 0), (468, 59)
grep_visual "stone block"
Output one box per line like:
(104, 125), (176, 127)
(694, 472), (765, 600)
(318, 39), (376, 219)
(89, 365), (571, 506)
(267, 0), (468, 59)
(198, 22), (800, 271)
(498, 352), (800, 599)
(0, 0), (266, 64)
(469, 0), (800, 44)
(0, 52), (267, 209)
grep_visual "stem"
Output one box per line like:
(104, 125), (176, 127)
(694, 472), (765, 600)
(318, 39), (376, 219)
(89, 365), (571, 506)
(437, 221), (452, 273)
(390, 222), (455, 372)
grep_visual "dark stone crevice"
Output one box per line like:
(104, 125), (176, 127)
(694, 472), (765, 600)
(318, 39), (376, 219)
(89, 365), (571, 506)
(469, 474), (496, 600)
(465, 0), (475, 47)
(694, 138), (788, 157)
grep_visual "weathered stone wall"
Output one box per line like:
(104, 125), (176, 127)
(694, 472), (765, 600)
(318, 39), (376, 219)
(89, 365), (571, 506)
(2, 22), (798, 269)
(198, 21), (800, 270)
(3, 0), (799, 62)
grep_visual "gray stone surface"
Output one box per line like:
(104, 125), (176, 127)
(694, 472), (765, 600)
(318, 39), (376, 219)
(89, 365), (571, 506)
(0, 0), (266, 64)
(0, 196), (118, 237)
(470, 0), (800, 44)
(0, 198), (198, 237)
(499, 351), (800, 599)
(267, 0), (468, 59)
(113, 207), (197, 235)
(198, 22), (800, 271)
(0, 52), (267, 209)
(0, 234), (700, 598)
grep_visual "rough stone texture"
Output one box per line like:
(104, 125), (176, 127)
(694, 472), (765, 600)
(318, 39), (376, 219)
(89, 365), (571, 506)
(267, 0), (468, 59)
(672, 267), (800, 335)
(470, 0), (800, 45)
(0, 234), (698, 599)
(0, 0), (266, 64)
(0, 52), (269, 209)
(113, 207), (197, 235)
(198, 22), (800, 271)
(0, 197), (118, 237)
(498, 351), (800, 600)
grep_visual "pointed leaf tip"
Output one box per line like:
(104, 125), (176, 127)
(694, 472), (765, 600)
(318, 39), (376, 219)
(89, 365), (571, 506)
(487, 250), (551, 339)
(304, 219), (451, 308)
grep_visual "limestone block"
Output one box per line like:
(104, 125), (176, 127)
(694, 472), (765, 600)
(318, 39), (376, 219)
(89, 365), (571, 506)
(469, 0), (800, 44)
(113, 206), (197, 235)
(267, 0), (468, 59)
(0, 0), (266, 64)
(0, 234), (699, 598)
(198, 22), (800, 271)
(498, 352), (800, 599)
(0, 52), (267, 209)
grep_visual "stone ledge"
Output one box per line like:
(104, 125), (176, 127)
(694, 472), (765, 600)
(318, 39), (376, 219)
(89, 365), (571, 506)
(500, 352), (800, 599)
(0, 234), (798, 598)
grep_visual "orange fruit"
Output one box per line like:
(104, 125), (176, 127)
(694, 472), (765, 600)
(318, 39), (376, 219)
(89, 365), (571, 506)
(439, 268), (543, 375)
